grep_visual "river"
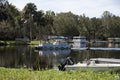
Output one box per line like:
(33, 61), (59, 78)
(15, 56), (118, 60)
(0, 43), (120, 70)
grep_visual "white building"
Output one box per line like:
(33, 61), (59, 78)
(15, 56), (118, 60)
(72, 36), (86, 48)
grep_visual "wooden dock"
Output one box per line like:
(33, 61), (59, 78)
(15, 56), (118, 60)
(71, 47), (120, 51)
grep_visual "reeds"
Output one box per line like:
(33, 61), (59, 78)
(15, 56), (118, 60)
(0, 67), (119, 80)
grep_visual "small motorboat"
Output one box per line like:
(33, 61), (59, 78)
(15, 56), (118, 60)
(58, 57), (120, 71)
(90, 58), (120, 64)
(65, 62), (120, 72)
(35, 41), (70, 50)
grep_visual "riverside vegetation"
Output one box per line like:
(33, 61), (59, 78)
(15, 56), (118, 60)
(0, 40), (40, 45)
(0, 67), (120, 80)
(1, 0), (120, 42)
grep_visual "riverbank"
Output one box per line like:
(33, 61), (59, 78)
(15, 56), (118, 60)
(0, 67), (119, 80)
(0, 40), (40, 45)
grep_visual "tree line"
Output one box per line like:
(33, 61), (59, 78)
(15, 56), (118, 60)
(0, 0), (120, 41)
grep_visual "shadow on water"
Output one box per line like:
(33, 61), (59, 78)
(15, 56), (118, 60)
(33, 49), (71, 70)
(0, 46), (71, 70)
(0, 45), (32, 68)
(0, 42), (120, 70)
(69, 50), (120, 64)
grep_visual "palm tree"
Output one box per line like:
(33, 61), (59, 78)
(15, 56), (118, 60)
(22, 3), (37, 40)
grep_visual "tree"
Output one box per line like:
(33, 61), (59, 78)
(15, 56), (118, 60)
(34, 10), (45, 26)
(33, 10), (45, 39)
(1, 1), (120, 41)
(0, 0), (19, 40)
(109, 15), (120, 37)
(53, 12), (79, 36)
(0, 0), (9, 21)
(44, 10), (55, 35)
(91, 17), (102, 39)
(101, 11), (113, 38)
(0, 0), (8, 7)
(22, 3), (37, 40)
(22, 3), (37, 19)
(79, 14), (92, 40)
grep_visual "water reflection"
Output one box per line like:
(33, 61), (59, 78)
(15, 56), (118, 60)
(0, 46), (32, 68)
(0, 46), (71, 70)
(35, 49), (71, 55)
(0, 43), (120, 70)
(33, 49), (71, 70)
(69, 50), (120, 64)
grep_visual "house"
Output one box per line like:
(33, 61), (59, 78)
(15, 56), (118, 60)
(72, 36), (86, 48)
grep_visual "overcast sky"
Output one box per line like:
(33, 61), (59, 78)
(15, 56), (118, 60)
(8, 0), (120, 18)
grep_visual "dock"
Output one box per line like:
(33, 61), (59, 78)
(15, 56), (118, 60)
(71, 47), (120, 51)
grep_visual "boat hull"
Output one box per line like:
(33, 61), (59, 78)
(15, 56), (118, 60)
(65, 63), (120, 71)
(35, 41), (71, 50)
(35, 46), (70, 50)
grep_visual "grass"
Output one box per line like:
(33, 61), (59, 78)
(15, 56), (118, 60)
(0, 67), (120, 80)
(29, 40), (41, 45)
(6, 40), (40, 45)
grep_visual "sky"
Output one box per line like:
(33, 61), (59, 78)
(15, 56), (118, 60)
(8, 0), (120, 18)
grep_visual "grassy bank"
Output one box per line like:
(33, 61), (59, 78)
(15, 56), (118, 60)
(6, 40), (40, 45)
(0, 67), (120, 80)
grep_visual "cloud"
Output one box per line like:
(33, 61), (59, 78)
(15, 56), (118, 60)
(9, 0), (120, 18)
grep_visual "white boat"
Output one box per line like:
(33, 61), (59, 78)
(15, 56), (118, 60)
(35, 41), (70, 50)
(90, 58), (120, 64)
(65, 62), (120, 71)
(58, 57), (120, 71)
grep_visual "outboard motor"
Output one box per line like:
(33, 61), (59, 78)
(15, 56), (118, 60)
(58, 57), (74, 71)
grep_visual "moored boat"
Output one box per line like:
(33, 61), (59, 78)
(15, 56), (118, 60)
(90, 58), (120, 64)
(35, 41), (70, 50)
(58, 57), (120, 71)
(65, 62), (120, 71)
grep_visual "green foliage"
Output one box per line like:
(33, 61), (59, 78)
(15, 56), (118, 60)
(6, 40), (40, 45)
(53, 12), (79, 36)
(0, 67), (119, 80)
(22, 3), (37, 19)
(0, 0), (120, 41)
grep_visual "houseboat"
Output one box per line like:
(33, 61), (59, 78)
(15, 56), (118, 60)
(35, 41), (70, 50)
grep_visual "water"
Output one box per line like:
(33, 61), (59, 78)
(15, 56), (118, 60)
(0, 43), (120, 70)
(0, 45), (70, 69)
